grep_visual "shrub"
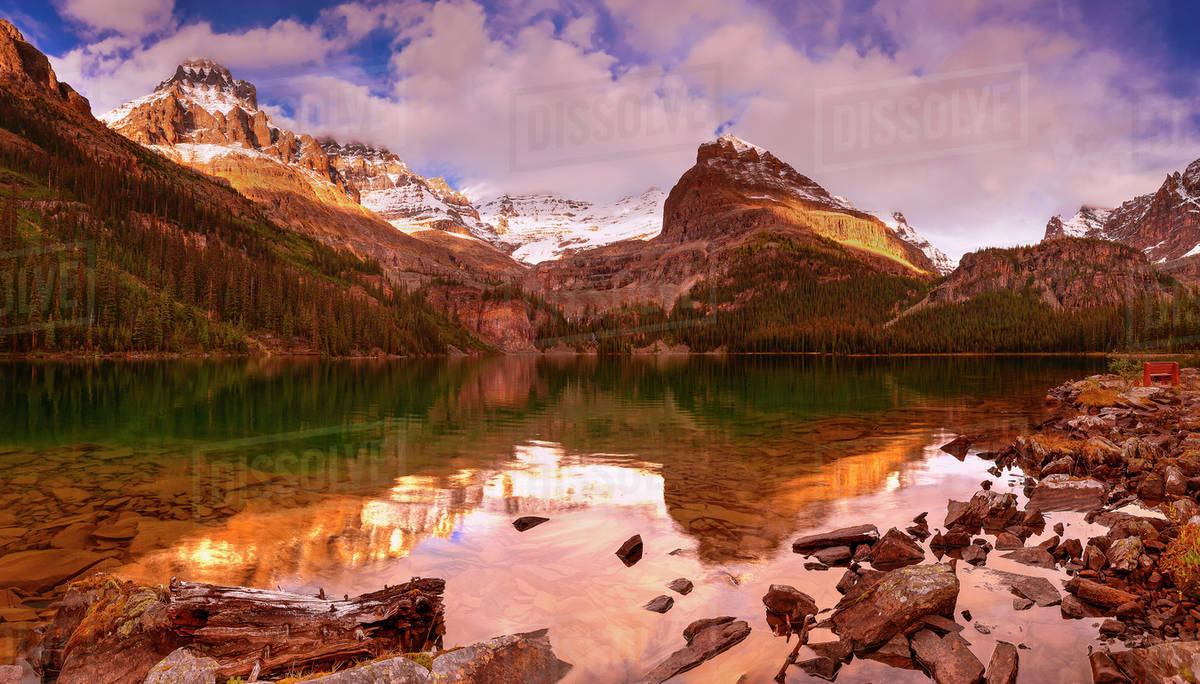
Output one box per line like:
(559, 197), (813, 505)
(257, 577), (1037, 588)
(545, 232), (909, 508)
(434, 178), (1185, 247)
(1162, 524), (1200, 599)
(1108, 356), (1142, 382)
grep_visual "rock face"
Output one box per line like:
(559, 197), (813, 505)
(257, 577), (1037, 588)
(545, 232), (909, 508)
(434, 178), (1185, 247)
(0, 20), (90, 115)
(662, 135), (935, 273)
(1043, 158), (1200, 265)
(904, 238), (1163, 316)
(323, 140), (492, 237)
(644, 616), (751, 683)
(830, 563), (960, 652)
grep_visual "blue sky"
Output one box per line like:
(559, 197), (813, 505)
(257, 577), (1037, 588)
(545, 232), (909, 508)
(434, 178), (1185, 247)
(3, 0), (1198, 257)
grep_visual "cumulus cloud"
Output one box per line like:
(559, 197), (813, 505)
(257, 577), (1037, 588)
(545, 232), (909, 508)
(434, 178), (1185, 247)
(54, 0), (175, 38)
(40, 0), (1200, 257)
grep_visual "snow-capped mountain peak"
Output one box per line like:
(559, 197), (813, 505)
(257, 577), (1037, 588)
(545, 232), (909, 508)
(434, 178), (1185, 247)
(476, 188), (666, 263)
(872, 211), (957, 275)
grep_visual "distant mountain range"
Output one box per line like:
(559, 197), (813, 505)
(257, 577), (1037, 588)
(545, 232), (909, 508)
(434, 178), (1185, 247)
(3, 22), (1199, 355)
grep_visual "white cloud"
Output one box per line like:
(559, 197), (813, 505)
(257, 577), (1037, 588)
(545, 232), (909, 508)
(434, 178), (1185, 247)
(54, 0), (175, 38)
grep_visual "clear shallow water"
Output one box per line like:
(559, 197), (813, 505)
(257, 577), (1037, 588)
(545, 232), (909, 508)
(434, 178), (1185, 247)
(0, 355), (1110, 681)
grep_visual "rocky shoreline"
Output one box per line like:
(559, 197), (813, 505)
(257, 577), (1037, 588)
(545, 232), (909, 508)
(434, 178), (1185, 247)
(4, 367), (1200, 682)
(758, 366), (1200, 682)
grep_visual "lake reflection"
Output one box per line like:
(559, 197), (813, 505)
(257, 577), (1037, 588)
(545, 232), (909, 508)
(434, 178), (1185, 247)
(0, 356), (1105, 680)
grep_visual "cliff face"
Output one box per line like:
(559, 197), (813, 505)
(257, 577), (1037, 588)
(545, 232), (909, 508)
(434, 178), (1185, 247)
(0, 20), (91, 117)
(913, 238), (1162, 313)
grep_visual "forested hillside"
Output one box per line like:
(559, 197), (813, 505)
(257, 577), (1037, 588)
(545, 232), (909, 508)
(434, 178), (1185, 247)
(536, 233), (1200, 354)
(0, 37), (481, 357)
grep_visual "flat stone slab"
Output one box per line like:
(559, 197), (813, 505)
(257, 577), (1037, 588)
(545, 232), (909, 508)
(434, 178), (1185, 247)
(793, 524), (880, 553)
(977, 568), (1062, 607)
(1027, 475), (1107, 512)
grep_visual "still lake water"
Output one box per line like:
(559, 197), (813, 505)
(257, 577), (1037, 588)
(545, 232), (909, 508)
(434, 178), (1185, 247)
(0, 355), (1111, 681)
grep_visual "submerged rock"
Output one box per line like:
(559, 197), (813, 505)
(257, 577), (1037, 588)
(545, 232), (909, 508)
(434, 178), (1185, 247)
(666, 578), (693, 595)
(644, 617), (751, 683)
(831, 563), (959, 652)
(984, 641), (1019, 684)
(941, 435), (972, 459)
(910, 629), (985, 684)
(644, 596), (674, 614)
(512, 516), (549, 532)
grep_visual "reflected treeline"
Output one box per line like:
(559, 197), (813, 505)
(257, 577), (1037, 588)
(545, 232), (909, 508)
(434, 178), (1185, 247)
(0, 355), (1102, 450)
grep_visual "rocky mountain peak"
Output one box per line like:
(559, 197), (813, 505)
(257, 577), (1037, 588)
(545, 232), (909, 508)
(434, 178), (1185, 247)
(156, 58), (258, 110)
(0, 19), (91, 115)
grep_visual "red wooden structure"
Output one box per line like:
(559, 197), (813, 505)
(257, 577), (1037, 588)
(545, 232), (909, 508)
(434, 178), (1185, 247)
(1142, 361), (1180, 386)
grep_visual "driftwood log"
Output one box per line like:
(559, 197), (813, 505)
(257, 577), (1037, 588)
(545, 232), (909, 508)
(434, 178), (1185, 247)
(42, 573), (445, 683)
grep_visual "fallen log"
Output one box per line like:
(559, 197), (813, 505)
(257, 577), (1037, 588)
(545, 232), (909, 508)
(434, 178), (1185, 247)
(42, 573), (446, 683)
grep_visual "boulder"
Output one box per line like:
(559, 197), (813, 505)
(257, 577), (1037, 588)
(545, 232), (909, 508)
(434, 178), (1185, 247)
(831, 563), (959, 652)
(994, 532), (1023, 550)
(869, 528), (926, 570)
(793, 524), (880, 553)
(428, 630), (572, 684)
(984, 641), (1018, 684)
(910, 629), (985, 684)
(1166, 466), (1188, 497)
(1027, 475), (1107, 512)
(1040, 456), (1074, 477)
(144, 649), (219, 684)
(959, 544), (987, 565)
(644, 617), (751, 683)
(1106, 537), (1143, 573)
(944, 491), (1017, 530)
(1088, 651), (1129, 683)
(1064, 577), (1138, 608)
(762, 585), (818, 623)
(615, 535), (643, 566)
(1110, 641), (1200, 683)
